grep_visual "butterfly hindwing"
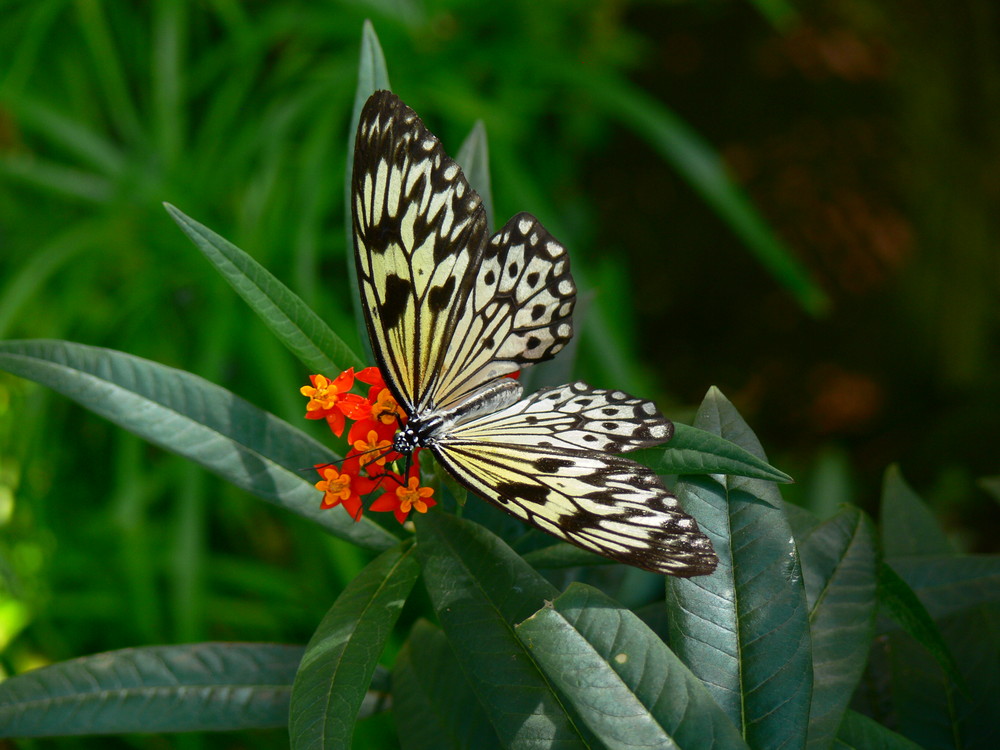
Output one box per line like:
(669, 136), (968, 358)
(430, 383), (716, 575)
(431, 213), (576, 411)
(443, 381), (673, 453)
(432, 441), (716, 576)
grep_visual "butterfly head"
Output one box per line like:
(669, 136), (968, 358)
(392, 422), (425, 454)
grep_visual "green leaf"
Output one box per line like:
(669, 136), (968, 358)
(0, 339), (397, 550)
(665, 387), (812, 749)
(352, 19), (391, 117)
(392, 620), (501, 750)
(978, 475), (1000, 504)
(0, 95), (125, 176)
(0, 153), (113, 203)
(747, 0), (800, 31)
(834, 711), (924, 750)
(880, 465), (954, 558)
(345, 21), (392, 364)
(784, 500), (823, 544)
(0, 643), (302, 737)
(73, 0), (144, 144)
(431, 452), (467, 508)
(456, 119), (495, 232)
(641, 421), (793, 482)
(413, 511), (588, 749)
(165, 203), (361, 375)
(0, 220), (95, 339)
(798, 508), (878, 750)
(877, 561), (963, 686)
(883, 604), (1000, 749)
(890, 554), (1000, 621)
(521, 541), (607, 570)
(289, 541), (419, 750)
(516, 583), (748, 750)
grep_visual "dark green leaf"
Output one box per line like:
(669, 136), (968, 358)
(345, 21), (391, 364)
(521, 541), (607, 570)
(414, 511), (588, 749)
(890, 554), (1000, 621)
(0, 339), (397, 550)
(456, 120), (494, 232)
(881, 465), (954, 558)
(516, 583), (748, 749)
(392, 620), (501, 750)
(0, 643), (302, 737)
(289, 542), (419, 750)
(747, 0), (800, 31)
(431, 452), (468, 508)
(642, 421), (793, 482)
(877, 561), (963, 686)
(666, 387), (812, 749)
(834, 711), (924, 750)
(0, 95), (125, 176)
(799, 508), (878, 750)
(165, 203), (361, 375)
(785, 500), (823, 544)
(884, 603), (1000, 749)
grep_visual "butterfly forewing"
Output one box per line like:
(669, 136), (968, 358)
(353, 93), (488, 411)
(353, 92), (575, 413)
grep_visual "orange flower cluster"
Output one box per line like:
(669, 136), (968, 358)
(301, 367), (436, 523)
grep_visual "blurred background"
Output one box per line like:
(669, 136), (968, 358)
(1, 0), (998, 747)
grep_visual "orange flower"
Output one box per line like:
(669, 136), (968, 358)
(301, 369), (355, 436)
(370, 388), (402, 425)
(314, 465), (364, 520)
(370, 476), (436, 524)
(352, 429), (393, 470)
(356, 366), (387, 391)
(337, 392), (372, 421)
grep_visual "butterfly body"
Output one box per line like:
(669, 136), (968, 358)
(352, 90), (718, 576)
(392, 377), (523, 453)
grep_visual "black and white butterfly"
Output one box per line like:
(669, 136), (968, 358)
(351, 90), (717, 576)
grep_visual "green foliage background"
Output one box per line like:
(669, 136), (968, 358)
(1, 1), (998, 747)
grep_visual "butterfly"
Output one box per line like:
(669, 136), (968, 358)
(351, 90), (717, 576)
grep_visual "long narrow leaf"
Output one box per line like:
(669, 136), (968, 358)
(799, 508), (878, 750)
(456, 120), (494, 232)
(0, 154), (113, 202)
(392, 620), (501, 750)
(880, 465), (954, 558)
(834, 711), (924, 750)
(638, 421), (793, 482)
(289, 542), (419, 750)
(516, 583), (748, 749)
(0, 339), (396, 550)
(665, 387), (813, 749)
(889, 555), (1000, 621)
(1, 95), (125, 176)
(0, 643), (303, 737)
(345, 21), (391, 363)
(165, 204), (361, 375)
(414, 511), (588, 749)
(877, 561), (963, 687)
